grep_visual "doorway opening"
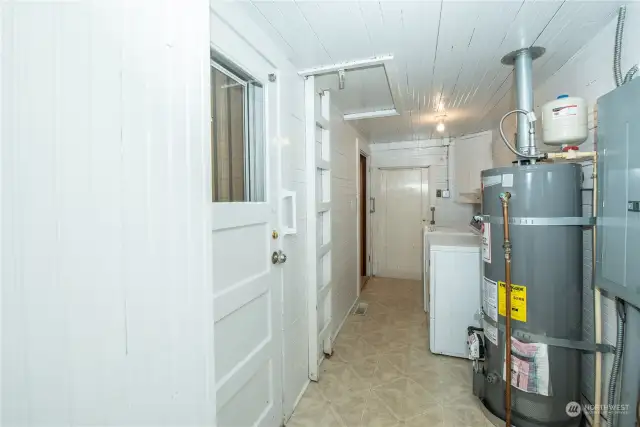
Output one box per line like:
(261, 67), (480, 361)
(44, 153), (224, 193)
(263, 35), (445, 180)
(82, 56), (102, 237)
(359, 152), (369, 290)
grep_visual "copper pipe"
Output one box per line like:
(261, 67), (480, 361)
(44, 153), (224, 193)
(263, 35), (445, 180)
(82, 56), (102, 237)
(500, 192), (513, 427)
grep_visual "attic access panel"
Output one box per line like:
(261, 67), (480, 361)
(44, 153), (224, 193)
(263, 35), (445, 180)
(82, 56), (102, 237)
(315, 65), (395, 116)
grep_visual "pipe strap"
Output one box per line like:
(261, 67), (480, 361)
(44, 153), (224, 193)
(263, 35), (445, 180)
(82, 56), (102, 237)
(481, 313), (615, 353)
(481, 215), (595, 226)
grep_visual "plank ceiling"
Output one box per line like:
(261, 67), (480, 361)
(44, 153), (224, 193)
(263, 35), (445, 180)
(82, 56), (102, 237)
(240, 0), (620, 143)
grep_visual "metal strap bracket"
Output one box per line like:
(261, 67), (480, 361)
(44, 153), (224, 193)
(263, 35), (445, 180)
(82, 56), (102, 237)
(481, 215), (595, 226)
(482, 313), (615, 353)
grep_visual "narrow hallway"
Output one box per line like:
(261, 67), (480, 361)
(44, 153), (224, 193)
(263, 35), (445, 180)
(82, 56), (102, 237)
(288, 277), (492, 427)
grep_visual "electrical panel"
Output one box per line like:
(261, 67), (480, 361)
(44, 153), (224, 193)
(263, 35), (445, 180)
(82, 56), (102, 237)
(596, 77), (640, 308)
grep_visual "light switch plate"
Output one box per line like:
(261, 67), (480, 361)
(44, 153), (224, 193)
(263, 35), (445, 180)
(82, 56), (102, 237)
(442, 190), (450, 198)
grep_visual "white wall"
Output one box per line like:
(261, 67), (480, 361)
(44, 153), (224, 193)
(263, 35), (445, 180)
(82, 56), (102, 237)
(210, 2), (309, 420)
(492, 5), (640, 411)
(370, 138), (476, 227)
(2, 1), (215, 425)
(329, 105), (370, 336)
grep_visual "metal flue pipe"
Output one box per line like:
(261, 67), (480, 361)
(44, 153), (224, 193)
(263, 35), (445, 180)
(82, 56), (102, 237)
(501, 46), (545, 160)
(514, 50), (535, 155)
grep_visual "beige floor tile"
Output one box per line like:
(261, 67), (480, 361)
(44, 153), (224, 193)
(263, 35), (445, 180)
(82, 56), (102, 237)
(373, 356), (406, 387)
(402, 404), (446, 427)
(286, 403), (343, 427)
(333, 336), (379, 364)
(360, 393), (400, 427)
(443, 401), (488, 427)
(289, 277), (490, 427)
(327, 388), (370, 426)
(317, 358), (369, 395)
(372, 377), (439, 421)
(288, 384), (343, 427)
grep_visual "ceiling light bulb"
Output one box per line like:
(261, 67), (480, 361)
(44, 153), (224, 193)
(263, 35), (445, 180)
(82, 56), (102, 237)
(436, 122), (445, 132)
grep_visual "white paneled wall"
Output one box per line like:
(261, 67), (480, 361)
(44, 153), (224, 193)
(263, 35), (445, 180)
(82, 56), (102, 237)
(492, 6), (640, 410)
(210, 2), (310, 421)
(329, 104), (369, 336)
(371, 139), (476, 227)
(1, 1), (214, 425)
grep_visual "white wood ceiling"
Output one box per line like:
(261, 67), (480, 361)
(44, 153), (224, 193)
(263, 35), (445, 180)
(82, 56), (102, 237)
(240, 0), (620, 143)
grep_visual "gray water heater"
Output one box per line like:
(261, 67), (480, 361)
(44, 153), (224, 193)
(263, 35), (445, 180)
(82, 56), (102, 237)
(480, 163), (583, 427)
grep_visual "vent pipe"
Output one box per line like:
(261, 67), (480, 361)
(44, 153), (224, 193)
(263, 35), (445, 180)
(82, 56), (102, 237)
(501, 47), (545, 159)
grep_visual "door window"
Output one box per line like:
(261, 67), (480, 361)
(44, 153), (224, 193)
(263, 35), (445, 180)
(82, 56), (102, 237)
(211, 57), (265, 202)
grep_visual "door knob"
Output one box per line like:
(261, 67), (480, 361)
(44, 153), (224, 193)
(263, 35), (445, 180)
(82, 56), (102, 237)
(271, 250), (287, 265)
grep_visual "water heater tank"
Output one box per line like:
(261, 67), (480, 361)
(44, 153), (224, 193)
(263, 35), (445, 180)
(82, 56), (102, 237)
(480, 163), (583, 427)
(542, 95), (588, 146)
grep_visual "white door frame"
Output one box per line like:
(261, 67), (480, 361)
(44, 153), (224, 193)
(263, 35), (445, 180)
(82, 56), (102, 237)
(304, 76), (333, 382)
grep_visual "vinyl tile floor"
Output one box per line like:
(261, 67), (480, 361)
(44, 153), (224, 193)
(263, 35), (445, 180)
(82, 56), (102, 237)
(287, 277), (493, 427)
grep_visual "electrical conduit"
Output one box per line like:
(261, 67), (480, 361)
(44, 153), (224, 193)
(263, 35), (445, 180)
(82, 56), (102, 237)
(606, 299), (626, 427)
(614, 6), (637, 87)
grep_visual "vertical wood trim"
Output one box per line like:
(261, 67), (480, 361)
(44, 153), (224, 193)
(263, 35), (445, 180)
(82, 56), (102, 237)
(304, 76), (319, 382)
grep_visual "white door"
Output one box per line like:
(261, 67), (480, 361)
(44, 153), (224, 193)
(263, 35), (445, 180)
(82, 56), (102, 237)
(374, 168), (430, 280)
(210, 55), (283, 427)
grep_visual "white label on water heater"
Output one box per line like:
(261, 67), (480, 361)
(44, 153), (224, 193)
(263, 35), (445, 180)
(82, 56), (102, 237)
(482, 223), (491, 263)
(483, 277), (498, 322)
(482, 175), (501, 187)
(484, 321), (498, 346)
(502, 173), (513, 188)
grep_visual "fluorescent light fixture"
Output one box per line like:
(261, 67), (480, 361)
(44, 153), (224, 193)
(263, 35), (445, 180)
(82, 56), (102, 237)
(343, 108), (400, 121)
(436, 121), (445, 132)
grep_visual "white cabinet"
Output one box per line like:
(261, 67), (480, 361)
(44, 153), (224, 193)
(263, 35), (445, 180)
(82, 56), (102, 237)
(454, 131), (493, 203)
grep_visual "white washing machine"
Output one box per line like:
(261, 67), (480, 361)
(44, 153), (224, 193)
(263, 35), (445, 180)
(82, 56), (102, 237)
(426, 233), (482, 358)
(422, 225), (478, 313)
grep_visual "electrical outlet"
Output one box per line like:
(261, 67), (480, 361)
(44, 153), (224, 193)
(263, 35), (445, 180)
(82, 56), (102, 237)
(436, 189), (442, 197)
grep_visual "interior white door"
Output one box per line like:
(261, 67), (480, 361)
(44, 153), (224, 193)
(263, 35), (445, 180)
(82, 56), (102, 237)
(210, 62), (283, 426)
(374, 168), (429, 280)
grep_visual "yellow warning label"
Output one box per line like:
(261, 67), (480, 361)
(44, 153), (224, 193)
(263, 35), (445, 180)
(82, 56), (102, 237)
(498, 282), (527, 322)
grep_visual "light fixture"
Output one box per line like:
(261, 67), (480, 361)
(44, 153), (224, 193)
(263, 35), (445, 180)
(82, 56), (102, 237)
(436, 120), (445, 133)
